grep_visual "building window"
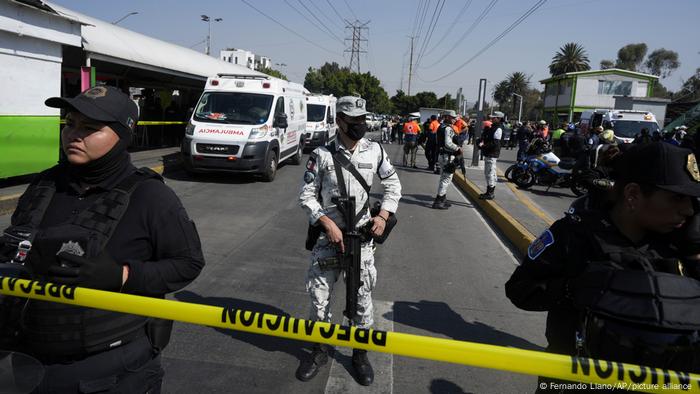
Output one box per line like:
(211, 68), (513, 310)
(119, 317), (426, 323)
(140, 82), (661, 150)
(234, 56), (238, 64)
(598, 80), (632, 95)
(558, 81), (569, 94)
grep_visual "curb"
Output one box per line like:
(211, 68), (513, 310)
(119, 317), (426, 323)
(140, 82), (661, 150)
(0, 163), (171, 217)
(453, 172), (535, 256)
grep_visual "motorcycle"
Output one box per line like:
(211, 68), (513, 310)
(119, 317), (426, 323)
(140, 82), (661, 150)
(511, 149), (588, 196)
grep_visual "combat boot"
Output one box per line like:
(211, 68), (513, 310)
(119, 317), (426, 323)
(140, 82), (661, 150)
(479, 186), (495, 200)
(352, 349), (374, 386)
(432, 195), (449, 210)
(296, 343), (331, 382)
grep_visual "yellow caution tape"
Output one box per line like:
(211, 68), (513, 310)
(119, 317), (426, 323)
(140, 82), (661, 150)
(1, 276), (698, 393)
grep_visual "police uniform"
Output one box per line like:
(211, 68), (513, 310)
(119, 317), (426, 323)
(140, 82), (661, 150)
(297, 96), (401, 385)
(506, 143), (700, 392)
(0, 87), (205, 393)
(432, 112), (460, 209)
(479, 113), (503, 200)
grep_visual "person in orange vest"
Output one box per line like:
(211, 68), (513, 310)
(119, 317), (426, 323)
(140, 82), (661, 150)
(452, 116), (467, 134)
(403, 117), (421, 167)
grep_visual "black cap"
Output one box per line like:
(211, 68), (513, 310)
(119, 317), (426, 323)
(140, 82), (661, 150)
(617, 142), (700, 197)
(45, 86), (138, 140)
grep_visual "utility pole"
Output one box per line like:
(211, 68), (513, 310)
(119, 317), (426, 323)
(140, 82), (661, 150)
(344, 20), (369, 73)
(471, 78), (487, 167)
(201, 15), (222, 56)
(408, 35), (415, 95)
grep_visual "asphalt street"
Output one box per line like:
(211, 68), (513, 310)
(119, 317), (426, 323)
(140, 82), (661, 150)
(495, 146), (575, 222)
(0, 135), (547, 393)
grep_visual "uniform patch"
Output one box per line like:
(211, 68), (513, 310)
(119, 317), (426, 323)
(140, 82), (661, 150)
(57, 240), (85, 257)
(687, 153), (700, 182)
(306, 157), (316, 171)
(527, 229), (554, 260)
(304, 171), (315, 184)
(357, 162), (373, 169)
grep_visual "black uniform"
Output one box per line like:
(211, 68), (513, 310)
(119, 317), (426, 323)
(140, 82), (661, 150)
(0, 86), (205, 393)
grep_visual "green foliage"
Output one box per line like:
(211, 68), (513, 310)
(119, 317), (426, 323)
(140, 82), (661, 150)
(652, 81), (673, 98)
(615, 43), (647, 71)
(675, 68), (700, 102)
(644, 49), (681, 78)
(303, 62), (391, 113)
(492, 71), (540, 121)
(549, 42), (591, 76)
(600, 59), (615, 70)
(389, 90), (454, 115)
(259, 67), (288, 81)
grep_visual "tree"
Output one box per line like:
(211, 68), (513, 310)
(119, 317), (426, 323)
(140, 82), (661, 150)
(615, 43), (647, 71)
(492, 80), (511, 108)
(549, 42), (591, 76)
(600, 59), (615, 70)
(414, 91), (438, 109)
(652, 82), (673, 99)
(390, 90), (418, 115)
(258, 67), (288, 81)
(644, 48), (680, 79)
(506, 72), (530, 94)
(675, 68), (700, 102)
(303, 62), (391, 113)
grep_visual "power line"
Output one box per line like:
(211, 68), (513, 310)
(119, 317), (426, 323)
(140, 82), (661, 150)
(308, 0), (340, 28)
(411, 0), (425, 38)
(413, 0), (431, 48)
(343, 0), (359, 21)
(414, 0), (446, 68)
(420, 0), (498, 69)
(240, 0), (339, 55)
(283, 0), (343, 44)
(421, 0), (473, 58)
(421, 0), (548, 82)
(296, 0), (344, 43)
(325, 0), (345, 23)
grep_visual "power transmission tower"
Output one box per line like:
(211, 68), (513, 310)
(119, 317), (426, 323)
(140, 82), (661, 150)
(407, 35), (416, 95)
(344, 20), (369, 73)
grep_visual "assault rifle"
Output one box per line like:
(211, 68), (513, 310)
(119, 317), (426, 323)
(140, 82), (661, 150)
(332, 195), (362, 325)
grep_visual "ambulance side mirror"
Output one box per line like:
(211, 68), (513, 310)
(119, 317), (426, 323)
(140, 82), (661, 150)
(328, 116), (335, 124)
(273, 113), (288, 129)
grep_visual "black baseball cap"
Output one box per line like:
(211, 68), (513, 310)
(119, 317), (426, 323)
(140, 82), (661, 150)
(617, 142), (700, 197)
(45, 86), (138, 140)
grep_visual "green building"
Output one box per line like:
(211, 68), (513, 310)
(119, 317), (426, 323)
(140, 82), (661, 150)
(539, 68), (658, 124)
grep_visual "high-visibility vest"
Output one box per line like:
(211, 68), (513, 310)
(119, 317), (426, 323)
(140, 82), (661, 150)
(453, 118), (467, 134)
(429, 120), (440, 133)
(403, 121), (419, 135)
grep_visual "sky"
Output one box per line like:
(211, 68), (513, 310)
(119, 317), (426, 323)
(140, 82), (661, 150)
(50, 0), (700, 104)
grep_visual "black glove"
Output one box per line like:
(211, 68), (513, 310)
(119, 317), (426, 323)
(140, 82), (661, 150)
(48, 250), (123, 291)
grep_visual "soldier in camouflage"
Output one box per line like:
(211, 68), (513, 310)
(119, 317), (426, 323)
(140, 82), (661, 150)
(297, 96), (402, 386)
(432, 110), (462, 210)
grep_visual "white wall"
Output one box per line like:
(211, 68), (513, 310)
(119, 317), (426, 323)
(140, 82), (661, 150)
(575, 74), (650, 109)
(0, 31), (62, 116)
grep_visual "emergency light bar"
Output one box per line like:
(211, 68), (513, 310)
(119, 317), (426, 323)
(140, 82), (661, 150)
(216, 74), (271, 80)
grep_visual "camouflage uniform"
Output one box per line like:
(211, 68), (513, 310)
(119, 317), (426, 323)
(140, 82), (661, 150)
(299, 138), (401, 328)
(437, 123), (460, 197)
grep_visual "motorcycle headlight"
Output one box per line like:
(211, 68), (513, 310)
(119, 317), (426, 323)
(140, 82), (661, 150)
(185, 122), (195, 136)
(249, 124), (269, 140)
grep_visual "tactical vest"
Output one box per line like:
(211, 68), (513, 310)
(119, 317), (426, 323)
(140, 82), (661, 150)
(436, 124), (447, 150)
(570, 210), (700, 372)
(481, 127), (501, 158)
(7, 166), (162, 359)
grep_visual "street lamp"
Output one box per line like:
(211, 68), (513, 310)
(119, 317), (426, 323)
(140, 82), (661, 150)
(112, 11), (138, 25)
(201, 15), (223, 56)
(512, 93), (523, 123)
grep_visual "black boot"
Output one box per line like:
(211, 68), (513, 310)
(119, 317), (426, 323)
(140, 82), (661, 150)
(352, 349), (374, 386)
(296, 344), (331, 382)
(479, 186), (495, 200)
(432, 195), (449, 210)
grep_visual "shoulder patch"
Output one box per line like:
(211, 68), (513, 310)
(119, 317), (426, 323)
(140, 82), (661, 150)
(304, 171), (315, 184)
(528, 229), (554, 260)
(306, 156), (317, 171)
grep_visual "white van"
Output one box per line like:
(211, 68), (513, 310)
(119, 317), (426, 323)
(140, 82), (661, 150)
(580, 109), (660, 143)
(181, 74), (308, 181)
(304, 94), (337, 151)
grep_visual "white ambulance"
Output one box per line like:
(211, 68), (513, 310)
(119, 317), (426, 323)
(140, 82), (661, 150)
(181, 74), (308, 181)
(303, 94), (337, 151)
(579, 109), (660, 143)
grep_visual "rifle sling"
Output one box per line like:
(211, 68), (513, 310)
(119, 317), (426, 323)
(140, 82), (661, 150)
(332, 150), (371, 227)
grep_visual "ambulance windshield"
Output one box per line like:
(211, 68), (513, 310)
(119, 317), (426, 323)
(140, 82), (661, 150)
(194, 92), (274, 125)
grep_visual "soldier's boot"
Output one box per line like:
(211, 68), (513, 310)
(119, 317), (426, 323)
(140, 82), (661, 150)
(296, 343), (331, 382)
(432, 195), (449, 210)
(352, 349), (374, 386)
(479, 186), (495, 200)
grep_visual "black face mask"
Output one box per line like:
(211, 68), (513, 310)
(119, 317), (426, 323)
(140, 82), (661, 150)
(343, 121), (368, 141)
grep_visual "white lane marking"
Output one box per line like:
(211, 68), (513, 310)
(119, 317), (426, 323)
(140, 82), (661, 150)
(324, 300), (394, 394)
(452, 184), (520, 266)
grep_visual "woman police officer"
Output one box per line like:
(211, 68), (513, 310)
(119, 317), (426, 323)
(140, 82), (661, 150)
(506, 142), (700, 392)
(0, 86), (204, 393)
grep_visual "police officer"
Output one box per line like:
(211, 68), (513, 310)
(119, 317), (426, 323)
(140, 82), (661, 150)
(431, 110), (462, 210)
(297, 96), (402, 386)
(478, 111), (503, 200)
(0, 86), (205, 393)
(506, 142), (700, 392)
(425, 115), (440, 171)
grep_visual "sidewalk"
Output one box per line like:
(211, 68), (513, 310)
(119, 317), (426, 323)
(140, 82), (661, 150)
(454, 145), (555, 255)
(0, 147), (181, 216)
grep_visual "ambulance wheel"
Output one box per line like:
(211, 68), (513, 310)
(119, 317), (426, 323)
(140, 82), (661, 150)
(262, 150), (278, 182)
(289, 141), (304, 165)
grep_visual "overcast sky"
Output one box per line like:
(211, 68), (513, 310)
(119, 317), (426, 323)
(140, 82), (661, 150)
(51, 0), (700, 103)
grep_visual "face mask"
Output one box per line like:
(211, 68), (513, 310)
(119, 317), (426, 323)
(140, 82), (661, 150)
(342, 120), (368, 141)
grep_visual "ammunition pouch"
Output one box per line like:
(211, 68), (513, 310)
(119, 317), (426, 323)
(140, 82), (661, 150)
(146, 318), (173, 353)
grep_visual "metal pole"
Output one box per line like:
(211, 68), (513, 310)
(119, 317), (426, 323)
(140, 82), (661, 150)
(513, 93), (523, 122)
(471, 78), (487, 167)
(206, 20), (211, 55)
(407, 35), (415, 95)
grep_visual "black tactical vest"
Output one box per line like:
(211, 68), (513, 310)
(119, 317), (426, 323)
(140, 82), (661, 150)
(481, 127), (501, 158)
(6, 166), (162, 359)
(570, 209), (700, 372)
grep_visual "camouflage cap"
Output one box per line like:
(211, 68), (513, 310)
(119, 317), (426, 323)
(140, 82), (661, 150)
(337, 96), (369, 117)
(441, 110), (457, 118)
